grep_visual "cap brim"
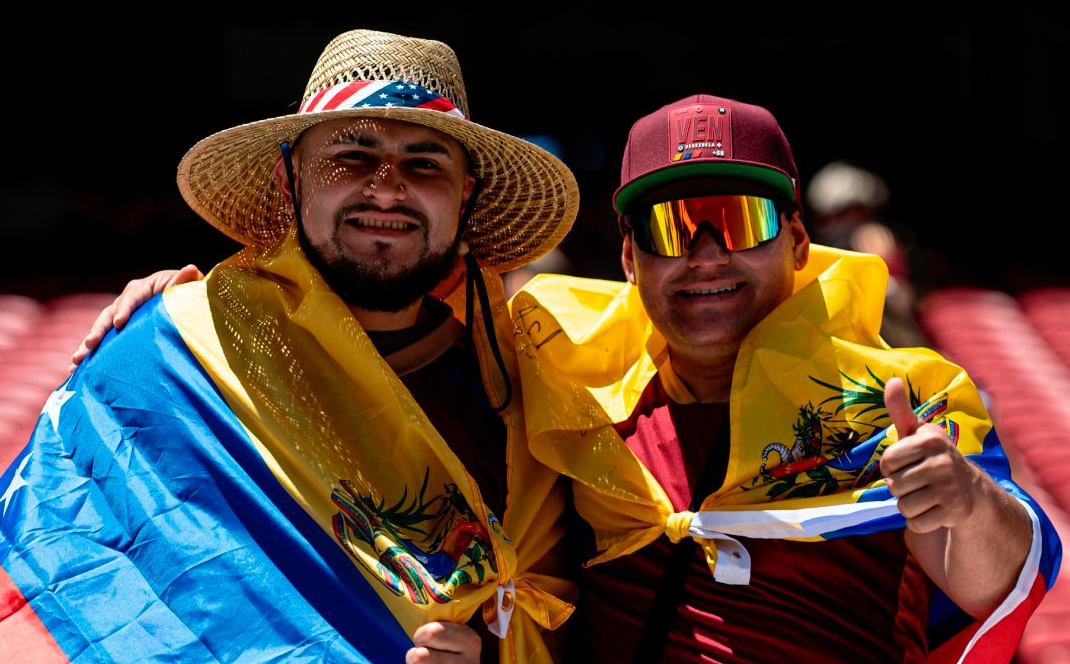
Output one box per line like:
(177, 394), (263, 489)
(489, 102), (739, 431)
(614, 161), (796, 215)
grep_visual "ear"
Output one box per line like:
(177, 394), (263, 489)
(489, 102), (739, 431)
(272, 155), (297, 215)
(622, 234), (638, 285)
(789, 211), (810, 271)
(459, 173), (478, 215)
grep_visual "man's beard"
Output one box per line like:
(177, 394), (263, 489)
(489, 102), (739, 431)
(299, 208), (461, 313)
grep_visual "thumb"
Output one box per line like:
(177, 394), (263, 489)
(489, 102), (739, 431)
(884, 376), (921, 439)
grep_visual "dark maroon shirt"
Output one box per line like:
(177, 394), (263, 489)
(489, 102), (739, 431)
(566, 375), (929, 664)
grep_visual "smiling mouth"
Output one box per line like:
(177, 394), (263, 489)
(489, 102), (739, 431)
(348, 217), (418, 231)
(681, 283), (743, 296)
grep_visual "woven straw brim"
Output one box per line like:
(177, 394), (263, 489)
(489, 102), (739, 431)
(177, 106), (579, 273)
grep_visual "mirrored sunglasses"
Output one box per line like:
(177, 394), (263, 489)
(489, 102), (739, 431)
(628, 195), (783, 257)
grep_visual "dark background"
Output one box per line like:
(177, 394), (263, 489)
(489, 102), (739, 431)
(3, 2), (1068, 301)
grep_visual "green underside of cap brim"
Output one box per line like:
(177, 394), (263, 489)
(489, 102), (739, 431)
(615, 162), (796, 214)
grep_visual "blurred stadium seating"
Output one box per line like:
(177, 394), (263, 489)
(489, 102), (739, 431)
(0, 292), (116, 468)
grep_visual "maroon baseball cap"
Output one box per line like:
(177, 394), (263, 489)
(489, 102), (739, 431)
(614, 94), (800, 216)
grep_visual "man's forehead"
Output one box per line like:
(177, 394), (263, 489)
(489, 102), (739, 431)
(302, 117), (464, 153)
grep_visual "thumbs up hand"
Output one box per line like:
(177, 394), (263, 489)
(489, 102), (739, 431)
(880, 377), (983, 534)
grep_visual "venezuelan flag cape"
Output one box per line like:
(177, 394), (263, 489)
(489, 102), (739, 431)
(0, 230), (573, 664)
(512, 245), (1061, 663)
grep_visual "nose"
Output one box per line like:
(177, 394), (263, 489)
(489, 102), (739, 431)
(685, 224), (730, 265)
(363, 162), (407, 200)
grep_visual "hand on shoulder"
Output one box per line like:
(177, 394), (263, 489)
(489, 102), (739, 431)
(68, 264), (205, 372)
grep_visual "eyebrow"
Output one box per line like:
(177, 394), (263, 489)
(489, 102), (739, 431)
(331, 133), (453, 157)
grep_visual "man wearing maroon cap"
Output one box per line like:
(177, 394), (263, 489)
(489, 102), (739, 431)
(511, 93), (1059, 663)
(73, 93), (1060, 662)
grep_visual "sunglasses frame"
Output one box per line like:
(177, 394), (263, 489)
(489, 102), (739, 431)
(625, 195), (788, 257)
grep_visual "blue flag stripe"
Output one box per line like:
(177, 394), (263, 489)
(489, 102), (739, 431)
(0, 295), (409, 662)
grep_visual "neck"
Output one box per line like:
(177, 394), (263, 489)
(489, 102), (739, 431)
(350, 299), (424, 331)
(666, 346), (737, 403)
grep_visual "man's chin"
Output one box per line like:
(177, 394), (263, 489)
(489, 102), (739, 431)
(320, 255), (460, 312)
(300, 225), (462, 312)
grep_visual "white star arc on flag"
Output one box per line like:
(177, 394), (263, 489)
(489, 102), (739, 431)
(0, 452), (32, 516)
(44, 383), (75, 431)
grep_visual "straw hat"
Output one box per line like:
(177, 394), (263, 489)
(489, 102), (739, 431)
(177, 29), (579, 273)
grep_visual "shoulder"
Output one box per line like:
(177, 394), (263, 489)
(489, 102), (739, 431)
(76, 284), (208, 385)
(511, 274), (644, 339)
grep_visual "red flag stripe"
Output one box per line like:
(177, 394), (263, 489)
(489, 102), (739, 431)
(0, 565), (70, 663)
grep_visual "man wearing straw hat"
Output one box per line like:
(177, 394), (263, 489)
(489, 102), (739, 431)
(0, 29), (579, 664)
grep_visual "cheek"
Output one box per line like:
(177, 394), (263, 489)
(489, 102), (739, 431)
(779, 247), (799, 297)
(296, 163), (353, 242)
(425, 184), (466, 243)
(302, 160), (359, 199)
(428, 215), (461, 249)
(630, 256), (667, 311)
(631, 250), (670, 288)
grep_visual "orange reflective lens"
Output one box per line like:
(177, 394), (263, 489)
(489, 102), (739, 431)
(630, 195), (782, 257)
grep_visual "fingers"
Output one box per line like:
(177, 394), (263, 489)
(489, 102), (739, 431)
(165, 264), (205, 289)
(885, 450), (959, 533)
(883, 377), (921, 440)
(114, 266), (203, 327)
(880, 377), (979, 532)
(109, 282), (151, 328)
(406, 622), (482, 664)
(68, 343), (91, 374)
(68, 302), (119, 373)
(113, 268), (193, 327)
(68, 266), (205, 372)
(880, 377), (932, 506)
(896, 493), (955, 534)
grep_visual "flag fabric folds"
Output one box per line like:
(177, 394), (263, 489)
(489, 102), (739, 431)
(512, 245), (1062, 663)
(0, 228), (573, 663)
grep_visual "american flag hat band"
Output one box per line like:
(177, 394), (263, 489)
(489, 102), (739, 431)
(298, 80), (466, 119)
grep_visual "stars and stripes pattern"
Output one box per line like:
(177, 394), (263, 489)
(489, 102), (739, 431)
(298, 80), (465, 118)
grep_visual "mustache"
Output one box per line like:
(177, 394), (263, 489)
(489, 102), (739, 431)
(338, 203), (429, 225)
